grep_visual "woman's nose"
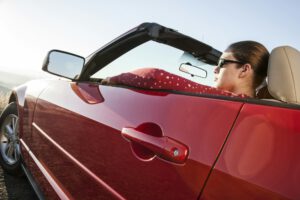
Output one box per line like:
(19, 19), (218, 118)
(214, 66), (220, 74)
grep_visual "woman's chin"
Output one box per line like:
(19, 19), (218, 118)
(214, 80), (220, 88)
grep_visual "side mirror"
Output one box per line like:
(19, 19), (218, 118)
(179, 62), (207, 78)
(42, 50), (85, 80)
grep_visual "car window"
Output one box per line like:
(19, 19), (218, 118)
(91, 41), (215, 87)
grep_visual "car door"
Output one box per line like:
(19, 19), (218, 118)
(29, 80), (243, 199)
(201, 102), (300, 200)
(27, 23), (245, 199)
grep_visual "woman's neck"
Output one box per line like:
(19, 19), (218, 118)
(233, 86), (255, 97)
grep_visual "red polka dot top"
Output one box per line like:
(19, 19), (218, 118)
(108, 68), (248, 98)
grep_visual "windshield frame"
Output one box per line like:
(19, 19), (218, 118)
(78, 23), (221, 81)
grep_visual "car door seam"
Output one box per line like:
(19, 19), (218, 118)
(197, 102), (245, 200)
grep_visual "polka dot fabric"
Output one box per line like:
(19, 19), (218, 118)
(109, 68), (248, 98)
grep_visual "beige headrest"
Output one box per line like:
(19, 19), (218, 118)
(268, 46), (300, 104)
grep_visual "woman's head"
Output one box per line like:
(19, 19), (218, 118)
(214, 41), (269, 97)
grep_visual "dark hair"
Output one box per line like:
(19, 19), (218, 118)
(226, 41), (269, 88)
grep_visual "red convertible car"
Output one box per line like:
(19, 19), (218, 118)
(0, 23), (300, 200)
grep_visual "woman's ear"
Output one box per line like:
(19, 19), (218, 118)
(238, 64), (252, 78)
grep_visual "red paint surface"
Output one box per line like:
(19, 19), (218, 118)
(16, 79), (300, 199)
(20, 80), (242, 199)
(202, 104), (300, 200)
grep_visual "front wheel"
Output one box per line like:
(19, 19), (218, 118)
(0, 102), (23, 175)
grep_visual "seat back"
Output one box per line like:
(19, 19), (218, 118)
(268, 46), (300, 104)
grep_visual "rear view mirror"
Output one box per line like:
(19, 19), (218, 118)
(42, 50), (85, 79)
(179, 62), (207, 78)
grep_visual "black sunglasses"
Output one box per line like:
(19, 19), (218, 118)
(217, 58), (246, 68)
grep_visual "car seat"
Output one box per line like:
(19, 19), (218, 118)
(267, 46), (300, 104)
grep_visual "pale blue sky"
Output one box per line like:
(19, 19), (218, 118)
(0, 0), (299, 72)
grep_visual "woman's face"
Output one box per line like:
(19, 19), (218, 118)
(214, 51), (242, 92)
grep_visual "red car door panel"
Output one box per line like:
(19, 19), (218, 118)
(202, 103), (300, 200)
(29, 80), (243, 199)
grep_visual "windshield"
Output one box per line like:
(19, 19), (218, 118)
(91, 41), (216, 87)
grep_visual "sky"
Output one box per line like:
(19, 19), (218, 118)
(0, 0), (299, 73)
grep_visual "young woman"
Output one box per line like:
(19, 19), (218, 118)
(214, 41), (269, 97)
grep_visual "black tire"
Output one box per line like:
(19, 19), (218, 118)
(0, 102), (23, 176)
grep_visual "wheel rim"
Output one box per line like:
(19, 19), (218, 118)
(0, 114), (20, 165)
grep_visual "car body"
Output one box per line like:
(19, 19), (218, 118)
(0, 23), (300, 199)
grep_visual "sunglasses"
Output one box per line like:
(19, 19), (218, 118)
(217, 58), (246, 68)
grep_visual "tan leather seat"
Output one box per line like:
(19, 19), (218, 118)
(268, 46), (300, 104)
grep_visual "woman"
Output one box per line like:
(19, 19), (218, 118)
(214, 41), (269, 97)
(102, 41), (269, 98)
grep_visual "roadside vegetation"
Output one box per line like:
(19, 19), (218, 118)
(0, 86), (10, 112)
